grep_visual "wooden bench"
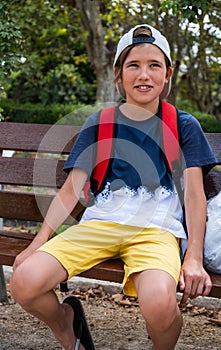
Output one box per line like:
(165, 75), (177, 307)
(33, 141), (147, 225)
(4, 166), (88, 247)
(0, 122), (220, 303)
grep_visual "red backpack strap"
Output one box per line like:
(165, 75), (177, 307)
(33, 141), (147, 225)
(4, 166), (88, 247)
(161, 100), (183, 204)
(84, 106), (116, 203)
(161, 100), (180, 172)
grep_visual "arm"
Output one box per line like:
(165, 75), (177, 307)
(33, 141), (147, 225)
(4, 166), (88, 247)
(13, 167), (88, 269)
(179, 166), (212, 305)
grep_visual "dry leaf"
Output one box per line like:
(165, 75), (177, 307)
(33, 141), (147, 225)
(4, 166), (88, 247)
(119, 298), (131, 306)
(208, 318), (221, 326)
(112, 294), (124, 303)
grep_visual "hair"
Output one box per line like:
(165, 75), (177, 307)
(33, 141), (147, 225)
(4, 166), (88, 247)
(114, 27), (171, 85)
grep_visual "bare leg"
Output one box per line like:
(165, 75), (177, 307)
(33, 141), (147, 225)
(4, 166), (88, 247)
(133, 269), (182, 350)
(10, 251), (85, 350)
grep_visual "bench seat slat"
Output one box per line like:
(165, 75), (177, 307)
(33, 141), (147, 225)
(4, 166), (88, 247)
(80, 259), (124, 283)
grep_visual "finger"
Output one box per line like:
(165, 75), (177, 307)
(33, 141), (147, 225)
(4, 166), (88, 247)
(189, 276), (202, 297)
(178, 270), (185, 291)
(179, 287), (191, 306)
(189, 279), (203, 299)
(179, 276), (193, 306)
(202, 276), (212, 296)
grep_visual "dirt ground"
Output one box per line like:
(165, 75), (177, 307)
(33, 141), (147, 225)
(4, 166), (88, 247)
(0, 281), (221, 350)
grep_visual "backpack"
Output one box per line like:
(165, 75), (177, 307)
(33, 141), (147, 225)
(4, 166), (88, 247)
(204, 190), (221, 273)
(84, 101), (183, 205)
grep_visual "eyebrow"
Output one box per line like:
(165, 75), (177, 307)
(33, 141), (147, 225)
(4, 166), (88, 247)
(125, 58), (163, 65)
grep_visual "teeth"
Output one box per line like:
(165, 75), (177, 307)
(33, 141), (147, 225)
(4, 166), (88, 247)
(138, 86), (149, 89)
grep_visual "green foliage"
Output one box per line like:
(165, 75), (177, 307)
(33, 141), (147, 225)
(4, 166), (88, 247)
(0, 0), (96, 105)
(7, 63), (96, 105)
(0, 98), (105, 125)
(0, 0), (24, 78)
(53, 225), (70, 237)
(161, 0), (211, 22)
(192, 112), (221, 133)
(0, 0), (220, 120)
(32, 224), (70, 236)
(176, 99), (221, 132)
(0, 107), (4, 121)
(0, 99), (87, 125)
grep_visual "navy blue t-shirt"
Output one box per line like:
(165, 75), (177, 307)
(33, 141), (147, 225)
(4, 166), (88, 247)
(64, 104), (217, 195)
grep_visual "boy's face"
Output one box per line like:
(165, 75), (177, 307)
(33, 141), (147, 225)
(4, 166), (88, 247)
(118, 43), (173, 112)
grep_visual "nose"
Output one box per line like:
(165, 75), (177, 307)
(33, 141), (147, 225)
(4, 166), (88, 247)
(138, 65), (150, 80)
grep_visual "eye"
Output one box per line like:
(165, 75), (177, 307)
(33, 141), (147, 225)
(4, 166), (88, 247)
(150, 62), (162, 68)
(125, 60), (139, 68)
(127, 63), (139, 68)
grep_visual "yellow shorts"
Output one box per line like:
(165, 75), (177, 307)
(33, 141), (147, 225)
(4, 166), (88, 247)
(38, 220), (181, 296)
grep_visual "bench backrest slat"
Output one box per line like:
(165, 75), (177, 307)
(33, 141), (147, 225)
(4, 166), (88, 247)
(0, 190), (84, 224)
(0, 191), (52, 222)
(204, 133), (221, 161)
(0, 122), (80, 153)
(0, 158), (67, 187)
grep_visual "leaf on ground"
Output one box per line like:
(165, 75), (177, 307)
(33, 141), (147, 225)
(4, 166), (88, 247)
(112, 294), (124, 303)
(208, 317), (221, 326)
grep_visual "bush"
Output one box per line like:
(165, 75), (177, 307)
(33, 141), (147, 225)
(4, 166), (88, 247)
(192, 111), (221, 133)
(176, 100), (221, 132)
(0, 99), (89, 125)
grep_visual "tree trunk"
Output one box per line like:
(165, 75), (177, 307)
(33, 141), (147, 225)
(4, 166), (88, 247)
(75, 0), (115, 103)
(13, 75), (27, 102)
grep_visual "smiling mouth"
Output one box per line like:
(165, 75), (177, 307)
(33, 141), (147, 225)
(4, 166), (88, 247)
(135, 85), (152, 90)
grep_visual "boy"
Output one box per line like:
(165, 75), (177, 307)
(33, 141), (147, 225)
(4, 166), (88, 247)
(10, 24), (217, 350)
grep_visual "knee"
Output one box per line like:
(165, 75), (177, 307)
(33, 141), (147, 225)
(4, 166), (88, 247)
(10, 261), (38, 306)
(139, 289), (179, 332)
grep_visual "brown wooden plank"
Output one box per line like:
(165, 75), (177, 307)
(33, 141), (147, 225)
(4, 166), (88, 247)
(205, 133), (221, 161)
(204, 172), (221, 199)
(0, 125), (219, 158)
(0, 231), (34, 266)
(209, 274), (221, 298)
(0, 230), (35, 240)
(0, 229), (220, 298)
(0, 157), (67, 187)
(80, 259), (124, 283)
(0, 191), (52, 222)
(0, 191), (85, 223)
(0, 122), (80, 153)
(80, 262), (221, 298)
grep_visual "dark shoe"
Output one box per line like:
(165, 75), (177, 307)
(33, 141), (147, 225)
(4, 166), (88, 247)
(63, 296), (95, 350)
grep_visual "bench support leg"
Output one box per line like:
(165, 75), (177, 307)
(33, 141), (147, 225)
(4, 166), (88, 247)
(0, 265), (9, 303)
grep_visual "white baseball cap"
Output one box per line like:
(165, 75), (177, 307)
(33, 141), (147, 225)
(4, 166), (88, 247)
(114, 24), (172, 100)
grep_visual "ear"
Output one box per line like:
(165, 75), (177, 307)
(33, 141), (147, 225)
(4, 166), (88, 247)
(113, 67), (118, 78)
(165, 66), (173, 82)
(114, 67), (122, 83)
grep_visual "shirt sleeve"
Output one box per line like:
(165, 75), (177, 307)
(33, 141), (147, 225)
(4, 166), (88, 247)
(179, 111), (218, 175)
(63, 112), (99, 175)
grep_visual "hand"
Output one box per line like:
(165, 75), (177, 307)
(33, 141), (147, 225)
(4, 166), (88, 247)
(178, 258), (212, 307)
(13, 238), (44, 270)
